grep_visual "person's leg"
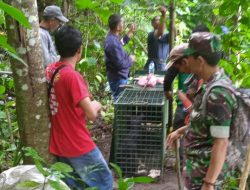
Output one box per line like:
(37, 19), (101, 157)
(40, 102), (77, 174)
(56, 156), (84, 190)
(109, 79), (127, 101)
(68, 148), (113, 190)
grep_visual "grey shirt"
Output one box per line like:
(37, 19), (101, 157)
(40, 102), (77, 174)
(39, 27), (59, 67)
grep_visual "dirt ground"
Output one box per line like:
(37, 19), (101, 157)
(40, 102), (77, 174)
(90, 117), (179, 190)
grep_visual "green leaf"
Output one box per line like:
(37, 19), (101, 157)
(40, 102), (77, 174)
(126, 176), (155, 183)
(110, 162), (122, 178)
(0, 85), (5, 94)
(0, 111), (6, 119)
(118, 179), (129, 190)
(16, 180), (41, 188)
(241, 76), (250, 88)
(0, 1), (31, 29)
(95, 75), (102, 83)
(75, 0), (98, 10)
(0, 35), (16, 53)
(95, 8), (112, 24)
(110, 0), (124, 4)
(48, 179), (70, 190)
(85, 187), (99, 190)
(0, 35), (27, 66)
(7, 51), (27, 66)
(51, 162), (73, 174)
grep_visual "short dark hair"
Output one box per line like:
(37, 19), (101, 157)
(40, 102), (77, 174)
(54, 25), (82, 58)
(192, 25), (210, 33)
(192, 52), (222, 66)
(151, 16), (160, 25)
(108, 14), (122, 30)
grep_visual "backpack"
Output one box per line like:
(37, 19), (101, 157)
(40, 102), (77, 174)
(201, 79), (250, 172)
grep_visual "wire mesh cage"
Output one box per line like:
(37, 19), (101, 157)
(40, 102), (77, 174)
(113, 88), (168, 177)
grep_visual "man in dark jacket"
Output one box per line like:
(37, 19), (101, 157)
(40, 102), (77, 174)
(104, 14), (136, 100)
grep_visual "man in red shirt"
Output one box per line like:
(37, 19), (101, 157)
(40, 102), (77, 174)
(46, 25), (113, 190)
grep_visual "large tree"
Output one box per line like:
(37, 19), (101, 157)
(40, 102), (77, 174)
(5, 0), (51, 163)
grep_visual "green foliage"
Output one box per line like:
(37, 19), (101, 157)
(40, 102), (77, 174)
(0, 1), (31, 29)
(22, 147), (72, 190)
(0, 67), (20, 172)
(0, 2), (29, 65)
(16, 180), (41, 189)
(110, 162), (155, 190)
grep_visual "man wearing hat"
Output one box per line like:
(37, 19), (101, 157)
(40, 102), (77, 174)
(40, 5), (68, 67)
(167, 32), (237, 189)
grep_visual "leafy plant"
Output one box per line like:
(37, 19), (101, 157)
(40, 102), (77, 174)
(22, 147), (101, 190)
(23, 147), (71, 190)
(110, 162), (155, 190)
(0, 1), (29, 65)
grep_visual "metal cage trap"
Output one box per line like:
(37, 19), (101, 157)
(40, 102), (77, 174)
(113, 88), (168, 178)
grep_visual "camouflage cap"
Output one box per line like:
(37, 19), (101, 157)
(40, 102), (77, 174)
(184, 32), (221, 56)
(166, 43), (188, 69)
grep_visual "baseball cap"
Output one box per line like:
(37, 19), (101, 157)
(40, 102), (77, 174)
(184, 32), (221, 56)
(166, 43), (188, 69)
(44, 5), (69, 23)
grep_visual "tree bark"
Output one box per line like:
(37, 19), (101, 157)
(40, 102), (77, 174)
(5, 0), (52, 164)
(62, 0), (72, 18)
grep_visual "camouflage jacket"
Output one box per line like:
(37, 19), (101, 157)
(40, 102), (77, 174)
(182, 69), (237, 190)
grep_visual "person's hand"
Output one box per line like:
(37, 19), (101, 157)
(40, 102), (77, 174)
(129, 55), (136, 63)
(128, 23), (136, 33)
(166, 129), (182, 149)
(91, 100), (102, 112)
(165, 91), (173, 100)
(159, 6), (167, 16)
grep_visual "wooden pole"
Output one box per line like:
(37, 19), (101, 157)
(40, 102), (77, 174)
(239, 143), (250, 190)
(169, 1), (183, 189)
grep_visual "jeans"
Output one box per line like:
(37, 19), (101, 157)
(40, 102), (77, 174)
(57, 147), (113, 190)
(109, 79), (127, 101)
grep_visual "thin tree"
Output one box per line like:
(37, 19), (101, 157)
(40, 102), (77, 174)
(5, 0), (52, 163)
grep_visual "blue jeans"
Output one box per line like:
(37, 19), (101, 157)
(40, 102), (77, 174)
(57, 147), (113, 190)
(109, 79), (127, 101)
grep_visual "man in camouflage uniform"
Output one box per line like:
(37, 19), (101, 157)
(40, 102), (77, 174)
(167, 32), (237, 190)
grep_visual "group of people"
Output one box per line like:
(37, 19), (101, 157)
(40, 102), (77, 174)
(41, 5), (113, 190)
(40, 4), (239, 190)
(104, 5), (169, 100)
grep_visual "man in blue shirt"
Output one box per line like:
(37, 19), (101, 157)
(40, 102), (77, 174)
(145, 6), (169, 71)
(104, 14), (136, 100)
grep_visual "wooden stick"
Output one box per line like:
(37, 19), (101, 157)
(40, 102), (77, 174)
(176, 139), (183, 190)
(239, 143), (250, 190)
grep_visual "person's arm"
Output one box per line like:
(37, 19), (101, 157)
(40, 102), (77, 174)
(166, 125), (187, 148)
(201, 87), (237, 190)
(40, 29), (59, 67)
(154, 6), (167, 38)
(79, 98), (101, 121)
(164, 66), (179, 99)
(201, 138), (228, 190)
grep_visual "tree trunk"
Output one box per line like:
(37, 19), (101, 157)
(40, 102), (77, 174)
(169, 0), (176, 51)
(62, 0), (72, 18)
(5, 0), (52, 164)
